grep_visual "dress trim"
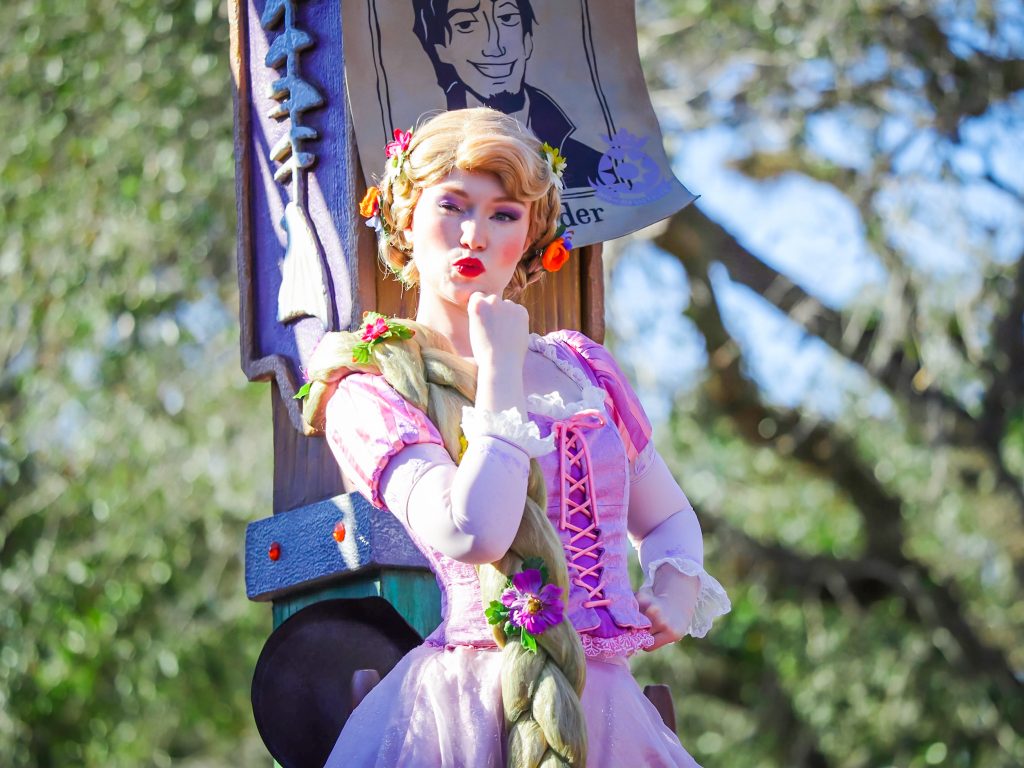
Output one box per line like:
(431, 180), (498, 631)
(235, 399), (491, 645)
(527, 385), (608, 419)
(529, 333), (594, 392)
(424, 631), (657, 659)
(580, 629), (656, 659)
(460, 405), (555, 457)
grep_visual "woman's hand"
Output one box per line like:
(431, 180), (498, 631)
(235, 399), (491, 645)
(467, 292), (529, 371)
(468, 292), (529, 415)
(636, 567), (701, 651)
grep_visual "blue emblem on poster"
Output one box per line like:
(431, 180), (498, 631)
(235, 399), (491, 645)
(590, 130), (671, 207)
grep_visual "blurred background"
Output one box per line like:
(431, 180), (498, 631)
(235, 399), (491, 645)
(2, 0), (1022, 765)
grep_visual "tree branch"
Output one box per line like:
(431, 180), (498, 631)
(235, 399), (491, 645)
(881, 9), (1024, 138)
(655, 208), (1024, 524)
(657, 207), (979, 439)
(660, 237), (1024, 733)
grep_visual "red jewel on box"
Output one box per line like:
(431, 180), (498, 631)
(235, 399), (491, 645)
(333, 521), (346, 543)
(268, 542), (281, 561)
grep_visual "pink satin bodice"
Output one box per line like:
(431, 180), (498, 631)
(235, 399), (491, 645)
(326, 331), (660, 658)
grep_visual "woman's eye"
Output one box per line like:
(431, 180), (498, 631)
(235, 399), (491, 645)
(439, 201), (462, 213)
(493, 211), (521, 222)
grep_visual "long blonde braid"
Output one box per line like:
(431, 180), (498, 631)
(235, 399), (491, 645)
(302, 317), (587, 766)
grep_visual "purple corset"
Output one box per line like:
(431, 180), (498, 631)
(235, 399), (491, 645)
(532, 408), (651, 640)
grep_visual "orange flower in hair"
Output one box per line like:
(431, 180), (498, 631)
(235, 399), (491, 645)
(540, 226), (574, 272)
(541, 238), (570, 272)
(359, 186), (381, 218)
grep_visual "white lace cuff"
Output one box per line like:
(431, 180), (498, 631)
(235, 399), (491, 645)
(642, 556), (732, 639)
(461, 406), (555, 458)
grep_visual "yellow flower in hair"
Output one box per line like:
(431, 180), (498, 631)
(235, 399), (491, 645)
(540, 142), (567, 189)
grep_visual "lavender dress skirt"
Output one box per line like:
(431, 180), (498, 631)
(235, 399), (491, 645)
(322, 644), (701, 767)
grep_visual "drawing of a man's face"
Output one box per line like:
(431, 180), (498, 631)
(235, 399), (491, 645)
(432, 0), (534, 101)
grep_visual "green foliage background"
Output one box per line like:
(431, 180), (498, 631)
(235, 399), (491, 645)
(2, 1), (1022, 767)
(2, 1), (269, 764)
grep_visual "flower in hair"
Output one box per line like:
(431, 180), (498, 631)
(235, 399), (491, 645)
(360, 315), (391, 343)
(359, 186), (385, 234)
(540, 224), (574, 273)
(351, 312), (414, 364)
(486, 560), (564, 653)
(502, 569), (564, 635)
(384, 127), (413, 182)
(540, 142), (567, 190)
(386, 128), (412, 158)
(359, 186), (380, 218)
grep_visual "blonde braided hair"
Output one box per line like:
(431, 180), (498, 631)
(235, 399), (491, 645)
(302, 322), (587, 766)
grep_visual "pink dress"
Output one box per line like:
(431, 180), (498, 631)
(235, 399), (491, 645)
(322, 331), (730, 768)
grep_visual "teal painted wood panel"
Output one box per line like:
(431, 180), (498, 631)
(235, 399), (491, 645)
(380, 570), (442, 639)
(271, 568), (441, 638)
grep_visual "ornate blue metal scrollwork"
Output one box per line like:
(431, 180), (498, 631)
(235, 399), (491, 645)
(262, 0), (333, 329)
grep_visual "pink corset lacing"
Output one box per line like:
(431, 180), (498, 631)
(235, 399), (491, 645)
(553, 409), (610, 609)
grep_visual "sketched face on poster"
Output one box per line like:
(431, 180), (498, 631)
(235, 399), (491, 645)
(435, 0), (533, 106)
(412, 0), (604, 190)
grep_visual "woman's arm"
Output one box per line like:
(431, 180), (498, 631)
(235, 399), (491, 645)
(379, 293), (543, 564)
(627, 444), (701, 547)
(380, 418), (549, 564)
(627, 447), (704, 649)
(628, 445), (732, 646)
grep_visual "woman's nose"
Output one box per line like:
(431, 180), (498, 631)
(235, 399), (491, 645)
(460, 219), (487, 251)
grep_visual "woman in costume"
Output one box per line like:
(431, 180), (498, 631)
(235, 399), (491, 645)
(301, 108), (730, 768)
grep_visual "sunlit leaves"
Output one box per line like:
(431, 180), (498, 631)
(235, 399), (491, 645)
(1, 1), (270, 765)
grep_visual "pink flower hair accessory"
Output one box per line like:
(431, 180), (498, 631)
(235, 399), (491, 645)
(383, 127), (413, 182)
(351, 311), (414, 364)
(385, 128), (412, 158)
(361, 315), (390, 342)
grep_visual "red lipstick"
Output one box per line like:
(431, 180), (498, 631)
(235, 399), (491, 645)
(454, 257), (485, 277)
